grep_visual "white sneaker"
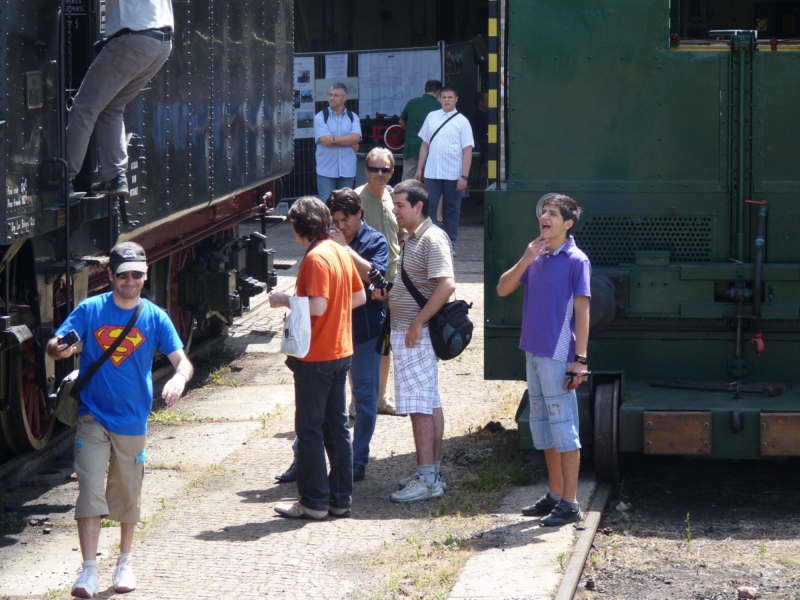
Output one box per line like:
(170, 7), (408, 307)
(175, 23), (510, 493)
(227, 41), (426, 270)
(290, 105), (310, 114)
(398, 471), (447, 492)
(71, 568), (100, 598)
(390, 476), (444, 503)
(113, 556), (137, 593)
(274, 501), (328, 520)
(377, 396), (398, 415)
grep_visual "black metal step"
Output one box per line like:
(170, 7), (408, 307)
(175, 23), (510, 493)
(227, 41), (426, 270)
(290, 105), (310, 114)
(273, 260), (297, 270)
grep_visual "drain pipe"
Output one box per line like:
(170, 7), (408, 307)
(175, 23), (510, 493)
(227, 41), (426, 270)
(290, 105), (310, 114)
(748, 200), (767, 356)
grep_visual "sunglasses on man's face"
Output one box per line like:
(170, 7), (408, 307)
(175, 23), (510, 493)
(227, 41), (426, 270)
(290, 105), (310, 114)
(366, 165), (392, 174)
(115, 271), (144, 280)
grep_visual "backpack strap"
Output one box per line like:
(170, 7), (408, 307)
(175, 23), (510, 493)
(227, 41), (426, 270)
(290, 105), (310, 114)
(323, 106), (353, 123)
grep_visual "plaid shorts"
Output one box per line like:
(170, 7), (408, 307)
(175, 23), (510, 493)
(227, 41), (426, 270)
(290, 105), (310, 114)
(390, 327), (442, 415)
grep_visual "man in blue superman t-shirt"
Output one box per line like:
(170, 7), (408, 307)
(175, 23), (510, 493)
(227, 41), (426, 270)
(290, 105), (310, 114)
(47, 241), (193, 598)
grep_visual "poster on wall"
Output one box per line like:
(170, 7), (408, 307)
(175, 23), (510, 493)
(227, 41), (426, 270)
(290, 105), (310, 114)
(358, 49), (441, 118)
(294, 56), (316, 139)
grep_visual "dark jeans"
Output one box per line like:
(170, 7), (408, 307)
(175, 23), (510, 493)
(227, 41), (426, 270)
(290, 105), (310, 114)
(351, 337), (382, 468)
(425, 178), (463, 243)
(288, 356), (353, 512)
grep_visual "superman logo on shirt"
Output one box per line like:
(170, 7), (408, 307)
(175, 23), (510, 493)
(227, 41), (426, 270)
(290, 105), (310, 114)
(94, 326), (146, 366)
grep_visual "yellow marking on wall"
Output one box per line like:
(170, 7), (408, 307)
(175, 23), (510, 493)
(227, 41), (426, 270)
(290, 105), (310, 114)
(489, 53), (497, 73)
(488, 124), (497, 144)
(489, 89), (498, 108)
(489, 160), (497, 180)
(489, 18), (497, 38)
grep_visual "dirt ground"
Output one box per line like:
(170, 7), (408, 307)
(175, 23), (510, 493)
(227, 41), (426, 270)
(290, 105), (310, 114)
(577, 455), (800, 600)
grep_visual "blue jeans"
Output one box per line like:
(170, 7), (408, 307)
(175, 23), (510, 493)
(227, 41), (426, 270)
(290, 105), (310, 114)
(288, 356), (353, 512)
(316, 175), (355, 201)
(351, 337), (382, 468)
(425, 178), (463, 243)
(525, 352), (581, 452)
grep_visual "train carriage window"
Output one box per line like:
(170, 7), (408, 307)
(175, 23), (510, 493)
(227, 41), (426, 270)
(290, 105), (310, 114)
(670, 0), (800, 50)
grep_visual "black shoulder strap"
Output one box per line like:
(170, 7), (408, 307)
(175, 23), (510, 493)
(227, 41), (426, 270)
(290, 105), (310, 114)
(428, 111), (459, 146)
(400, 250), (429, 311)
(323, 106), (353, 123)
(71, 300), (144, 398)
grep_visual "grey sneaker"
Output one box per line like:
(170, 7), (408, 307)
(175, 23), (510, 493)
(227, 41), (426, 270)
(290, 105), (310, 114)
(90, 174), (128, 196)
(71, 568), (99, 598)
(390, 476), (444, 503)
(113, 555), (136, 593)
(274, 501), (327, 520)
(399, 471), (447, 492)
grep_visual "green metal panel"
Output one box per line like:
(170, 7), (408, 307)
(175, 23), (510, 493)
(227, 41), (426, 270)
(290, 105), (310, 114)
(507, 1), (729, 193)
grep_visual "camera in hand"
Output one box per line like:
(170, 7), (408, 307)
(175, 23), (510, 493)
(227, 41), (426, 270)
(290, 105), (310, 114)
(367, 267), (392, 293)
(59, 329), (81, 347)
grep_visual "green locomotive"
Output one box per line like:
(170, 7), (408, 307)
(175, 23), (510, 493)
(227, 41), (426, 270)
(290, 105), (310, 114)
(484, 0), (800, 481)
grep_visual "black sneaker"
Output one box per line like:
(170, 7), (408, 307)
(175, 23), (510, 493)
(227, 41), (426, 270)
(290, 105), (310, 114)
(521, 492), (559, 517)
(540, 500), (582, 527)
(274, 458), (297, 483)
(90, 174), (128, 196)
(353, 464), (366, 482)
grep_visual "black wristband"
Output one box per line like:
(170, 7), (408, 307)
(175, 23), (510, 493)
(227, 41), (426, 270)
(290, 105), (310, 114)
(574, 354), (587, 365)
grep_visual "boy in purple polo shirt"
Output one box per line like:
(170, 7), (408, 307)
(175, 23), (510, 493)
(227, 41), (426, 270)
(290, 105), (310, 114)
(497, 193), (591, 526)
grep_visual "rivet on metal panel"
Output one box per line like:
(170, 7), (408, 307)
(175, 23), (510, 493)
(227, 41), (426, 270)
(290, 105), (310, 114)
(646, 440), (652, 446)
(761, 422), (767, 429)
(704, 422), (709, 428)
(762, 442), (767, 447)
(646, 421), (652, 427)
(703, 442), (709, 447)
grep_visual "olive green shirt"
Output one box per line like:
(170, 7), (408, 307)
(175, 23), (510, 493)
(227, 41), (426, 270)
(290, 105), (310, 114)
(356, 183), (401, 281)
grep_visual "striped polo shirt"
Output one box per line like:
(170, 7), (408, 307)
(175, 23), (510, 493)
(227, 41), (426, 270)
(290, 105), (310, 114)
(418, 109), (474, 180)
(389, 218), (454, 330)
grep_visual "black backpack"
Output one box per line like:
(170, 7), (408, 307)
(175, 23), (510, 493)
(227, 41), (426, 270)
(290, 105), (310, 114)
(323, 106), (353, 123)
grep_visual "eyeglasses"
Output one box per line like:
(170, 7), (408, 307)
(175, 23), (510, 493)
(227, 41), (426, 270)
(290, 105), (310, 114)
(115, 271), (144, 280)
(366, 166), (392, 174)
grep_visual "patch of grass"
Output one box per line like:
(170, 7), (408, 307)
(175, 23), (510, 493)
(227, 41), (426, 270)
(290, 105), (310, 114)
(462, 461), (536, 492)
(776, 556), (800, 568)
(684, 512), (692, 543)
(147, 461), (190, 471)
(45, 587), (69, 598)
(0, 510), (25, 526)
(557, 551), (567, 571)
(148, 409), (209, 424)
(100, 518), (116, 528)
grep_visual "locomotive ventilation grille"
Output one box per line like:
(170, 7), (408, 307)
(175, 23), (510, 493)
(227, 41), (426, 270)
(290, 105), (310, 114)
(575, 215), (713, 267)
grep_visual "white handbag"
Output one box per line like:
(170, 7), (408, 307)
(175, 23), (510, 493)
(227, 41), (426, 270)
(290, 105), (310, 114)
(280, 296), (311, 358)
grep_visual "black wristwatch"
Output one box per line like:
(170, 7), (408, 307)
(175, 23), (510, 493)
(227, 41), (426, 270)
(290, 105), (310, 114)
(574, 354), (588, 365)
(460, 175), (468, 181)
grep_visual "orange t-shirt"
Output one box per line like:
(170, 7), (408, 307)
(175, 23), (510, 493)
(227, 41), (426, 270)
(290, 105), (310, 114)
(296, 240), (364, 362)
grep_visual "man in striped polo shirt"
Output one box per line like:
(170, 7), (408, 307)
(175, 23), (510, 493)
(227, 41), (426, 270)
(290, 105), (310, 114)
(415, 87), (474, 248)
(496, 193), (591, 527)
(374, 179), (455, 503)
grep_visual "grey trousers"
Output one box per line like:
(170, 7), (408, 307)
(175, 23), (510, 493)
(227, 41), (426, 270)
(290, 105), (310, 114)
(66, 33), (171, 181)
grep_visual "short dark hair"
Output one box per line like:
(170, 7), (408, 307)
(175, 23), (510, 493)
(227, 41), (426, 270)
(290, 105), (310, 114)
(326, 188), (362, 219)
(330, 82), (348, 95)
(440, 86), (459, 97)
(392, 179), (429, 217)
(288, 196), (331, 241)
(425, 80), (443, 94)
(536, 193), (583, 232)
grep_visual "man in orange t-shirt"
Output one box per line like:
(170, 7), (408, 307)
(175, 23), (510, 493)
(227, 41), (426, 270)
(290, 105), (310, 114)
(268, 196), (366, 520)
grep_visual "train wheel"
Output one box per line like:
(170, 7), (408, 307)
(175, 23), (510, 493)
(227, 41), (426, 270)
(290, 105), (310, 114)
(593, 379), (621, 483)
(0, 340), (55, 453)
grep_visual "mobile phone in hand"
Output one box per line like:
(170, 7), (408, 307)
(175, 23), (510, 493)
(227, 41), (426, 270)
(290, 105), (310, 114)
(59, 329), (80, 347)
(565, 370), (591, 391)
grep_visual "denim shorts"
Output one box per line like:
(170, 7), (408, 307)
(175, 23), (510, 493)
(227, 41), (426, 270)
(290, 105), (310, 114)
(525, 352), (581, 452)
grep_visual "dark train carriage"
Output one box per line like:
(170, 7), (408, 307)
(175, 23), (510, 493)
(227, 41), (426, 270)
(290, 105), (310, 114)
(485, 0), (800, 480)
(0, 0), (294, 455)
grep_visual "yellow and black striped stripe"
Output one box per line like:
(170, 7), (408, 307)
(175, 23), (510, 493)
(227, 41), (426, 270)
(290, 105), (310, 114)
(488, 0), (499, 186)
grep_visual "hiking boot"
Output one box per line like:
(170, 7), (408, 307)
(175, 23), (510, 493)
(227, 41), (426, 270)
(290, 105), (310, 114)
(329, 505), (352, 518)
(71, 568), (99, 598)
(377, 396), (398, 415)
(90, 174), (128, 196)
(113, 555), (136, 593)
(521, 492), (559, 517)
(539, 500), (582, 527)
(353, 463), (366, 482)
(390, 476), (444, 503)
(274, 501), (327, 520)
(274, 458), (297, 482)
(399, 471), (447, 491)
